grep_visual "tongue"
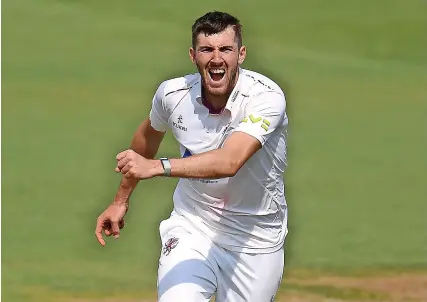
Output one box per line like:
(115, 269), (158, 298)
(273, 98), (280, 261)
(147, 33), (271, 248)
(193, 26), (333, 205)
(211, 73), (223, 82)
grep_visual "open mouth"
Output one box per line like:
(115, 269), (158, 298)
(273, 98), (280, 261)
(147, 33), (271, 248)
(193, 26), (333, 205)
(208, 68), (225, 82)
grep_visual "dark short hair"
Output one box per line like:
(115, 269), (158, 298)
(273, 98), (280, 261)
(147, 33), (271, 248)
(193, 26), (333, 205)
(191, 11), (242, 48)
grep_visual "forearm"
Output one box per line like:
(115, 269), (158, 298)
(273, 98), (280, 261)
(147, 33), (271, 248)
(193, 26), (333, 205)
(113, 177), (139, 205)
(154, 148), (241, 179)
(148, 132), (261, 180)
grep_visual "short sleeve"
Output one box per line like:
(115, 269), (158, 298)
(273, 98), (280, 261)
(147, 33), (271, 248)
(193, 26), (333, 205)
(234, 91), (286, 145)
(149, 81), (169, 132)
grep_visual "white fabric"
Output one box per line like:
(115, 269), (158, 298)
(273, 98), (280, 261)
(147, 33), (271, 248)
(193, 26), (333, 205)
(157, 212), (284, 302)
(149, 68), (289, 253)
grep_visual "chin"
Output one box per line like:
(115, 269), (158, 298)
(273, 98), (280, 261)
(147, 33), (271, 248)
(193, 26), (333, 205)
(206, 86), (228, 96)
(202, 77), (231, 96)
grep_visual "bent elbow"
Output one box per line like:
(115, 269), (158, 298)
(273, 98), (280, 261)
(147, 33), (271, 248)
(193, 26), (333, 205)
(226, 158), (243, 177)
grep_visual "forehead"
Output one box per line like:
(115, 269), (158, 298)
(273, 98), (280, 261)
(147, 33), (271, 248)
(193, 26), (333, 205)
(196, 26), (237, 47)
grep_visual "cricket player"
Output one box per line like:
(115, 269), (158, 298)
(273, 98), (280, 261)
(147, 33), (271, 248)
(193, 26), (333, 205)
(95, 11), (289, 302)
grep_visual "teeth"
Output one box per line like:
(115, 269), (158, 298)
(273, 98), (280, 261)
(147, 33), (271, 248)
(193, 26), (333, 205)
(210, 69), (225, 74)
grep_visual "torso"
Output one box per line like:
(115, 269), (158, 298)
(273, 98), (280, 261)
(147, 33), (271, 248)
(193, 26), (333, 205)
(153, 68), (289, 253)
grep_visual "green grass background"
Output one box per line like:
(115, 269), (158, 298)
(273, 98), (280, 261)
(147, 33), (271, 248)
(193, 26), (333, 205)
(2, 0), (427, 301)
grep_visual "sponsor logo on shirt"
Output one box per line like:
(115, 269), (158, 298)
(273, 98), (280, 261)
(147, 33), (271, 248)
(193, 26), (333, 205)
(230, 90), (239, 102)
(173, 114), (188, 131)
(195, 179), (219, 184)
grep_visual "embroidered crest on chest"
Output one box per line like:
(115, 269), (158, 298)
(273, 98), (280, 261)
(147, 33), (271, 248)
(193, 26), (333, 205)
(172, 114), (188, 132)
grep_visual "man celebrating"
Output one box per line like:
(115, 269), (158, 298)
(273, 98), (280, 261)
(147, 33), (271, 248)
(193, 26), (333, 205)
(95, 11), (289, 302)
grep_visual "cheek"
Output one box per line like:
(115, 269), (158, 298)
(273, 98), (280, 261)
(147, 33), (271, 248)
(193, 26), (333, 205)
(225, 54), (239, 67)
(225, 61), (239, 75)
(195, 55), (210, 67)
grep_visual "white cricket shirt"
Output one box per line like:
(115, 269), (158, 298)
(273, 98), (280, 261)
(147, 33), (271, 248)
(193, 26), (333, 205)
(149, 68), (288, 253)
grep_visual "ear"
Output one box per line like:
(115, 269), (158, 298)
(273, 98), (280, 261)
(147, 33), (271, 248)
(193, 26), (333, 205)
(238, 45), (246, 65)
(189, 47), (196, 64)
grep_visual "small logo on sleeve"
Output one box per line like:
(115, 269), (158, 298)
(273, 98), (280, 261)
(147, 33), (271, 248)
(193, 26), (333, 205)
(241, 114), (270, 131)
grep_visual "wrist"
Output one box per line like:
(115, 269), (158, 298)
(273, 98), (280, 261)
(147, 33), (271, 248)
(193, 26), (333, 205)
(112, 199), (128, 206)
(150, 159), (167, 177)
(111, 200), (129, 212)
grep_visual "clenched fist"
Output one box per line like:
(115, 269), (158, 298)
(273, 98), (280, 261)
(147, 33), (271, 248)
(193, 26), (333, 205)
(115, 149), (163, 179)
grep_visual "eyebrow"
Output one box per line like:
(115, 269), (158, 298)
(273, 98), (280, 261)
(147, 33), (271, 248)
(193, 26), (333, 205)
(198, 45), (235, 50)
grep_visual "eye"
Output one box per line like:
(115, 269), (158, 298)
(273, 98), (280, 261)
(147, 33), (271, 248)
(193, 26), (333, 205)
(199, 47), (213, 53)
(220, 46), (233, 53)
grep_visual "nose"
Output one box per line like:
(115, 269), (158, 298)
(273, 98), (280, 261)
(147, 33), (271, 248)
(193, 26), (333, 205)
(211, 49), (223, 64)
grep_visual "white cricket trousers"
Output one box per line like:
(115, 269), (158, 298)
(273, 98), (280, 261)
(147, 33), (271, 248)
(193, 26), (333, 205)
(157, 213), (284, 302)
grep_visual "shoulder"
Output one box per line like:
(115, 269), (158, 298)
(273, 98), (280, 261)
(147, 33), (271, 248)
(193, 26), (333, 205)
(240, 69), (286, 112)
(240, 68), (285, 97)
(156, 73), (200, 100)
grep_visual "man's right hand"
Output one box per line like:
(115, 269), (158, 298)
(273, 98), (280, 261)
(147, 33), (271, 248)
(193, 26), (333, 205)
(94, 119), (165, 246)
(95, 202), (128, 246)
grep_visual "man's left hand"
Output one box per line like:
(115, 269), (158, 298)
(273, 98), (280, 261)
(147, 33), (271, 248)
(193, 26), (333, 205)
(115, 149), (161, 179)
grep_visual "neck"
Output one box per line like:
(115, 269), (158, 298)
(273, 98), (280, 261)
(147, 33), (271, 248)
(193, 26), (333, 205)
(202, 90), (228, 111)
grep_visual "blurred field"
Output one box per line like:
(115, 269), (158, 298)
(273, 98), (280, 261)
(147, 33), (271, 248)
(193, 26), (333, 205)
(2, 0), (427, 301)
